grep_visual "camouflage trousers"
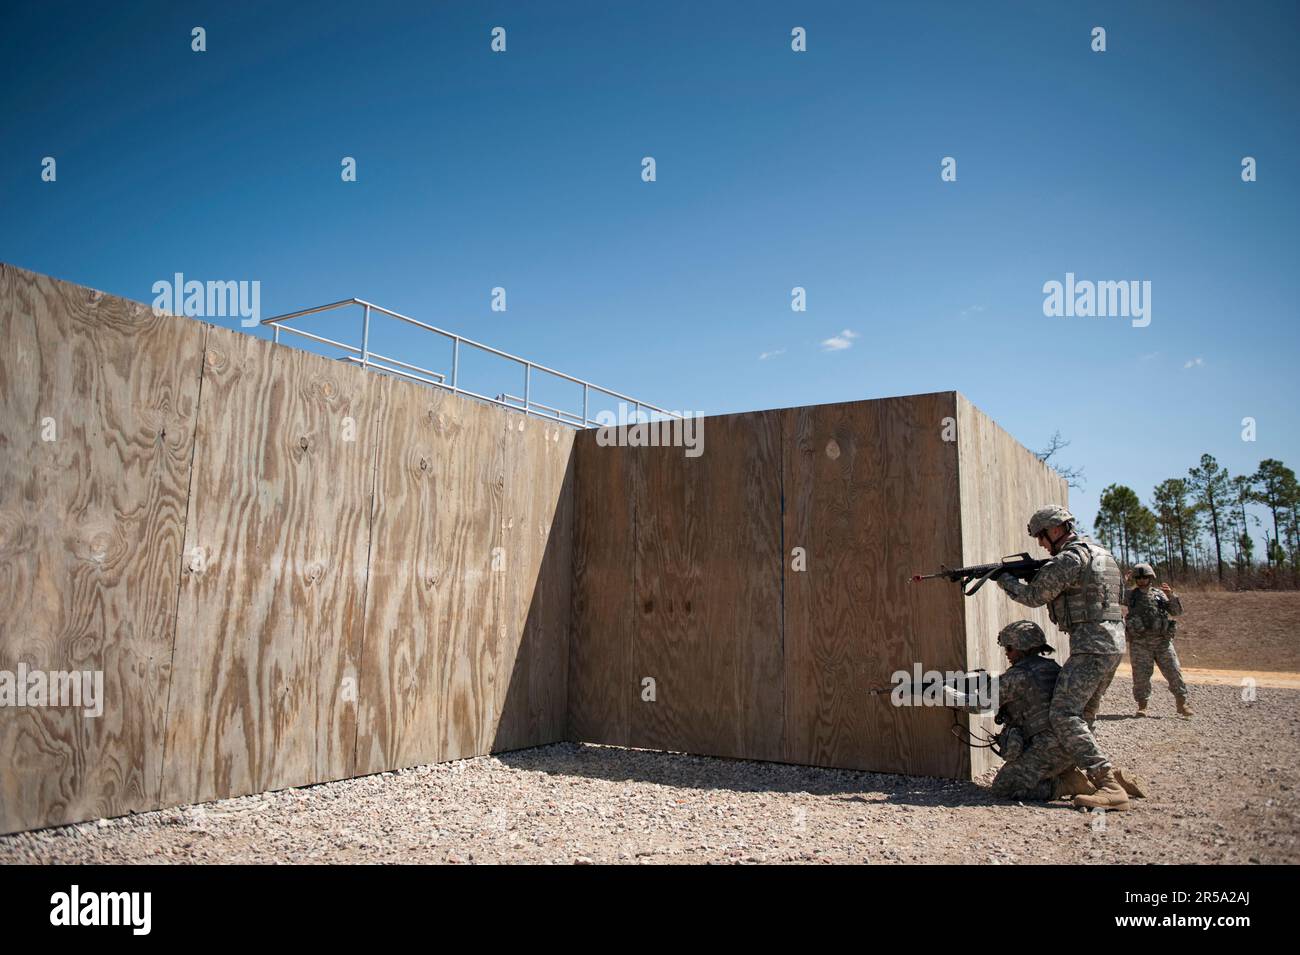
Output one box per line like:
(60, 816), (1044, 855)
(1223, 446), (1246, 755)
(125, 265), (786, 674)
(1129, 634), (1187, 701)
(1049, 651), (1122, 775)
(991, 732), (1075, 802)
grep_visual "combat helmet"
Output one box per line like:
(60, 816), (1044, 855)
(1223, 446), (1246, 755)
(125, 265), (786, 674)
(997, 620), (1048, 651)
(1027, 505), (1075, 537)
(1133, 562), (1155, 578)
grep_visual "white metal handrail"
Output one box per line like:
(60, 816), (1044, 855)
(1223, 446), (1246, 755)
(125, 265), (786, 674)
(261, 298), (681, 429)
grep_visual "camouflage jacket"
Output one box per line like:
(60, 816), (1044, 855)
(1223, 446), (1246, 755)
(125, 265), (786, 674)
(993, 654), (1061, 740)
(1123, 586), (1182, 637)
(998, 535), (1126, 655)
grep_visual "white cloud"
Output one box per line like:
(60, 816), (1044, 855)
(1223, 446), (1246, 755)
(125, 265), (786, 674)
(821, 329), (859, 352)
(758, 348), (786, 361)
(960, 305), (986, 317)
(1183, 357), (1205, 369)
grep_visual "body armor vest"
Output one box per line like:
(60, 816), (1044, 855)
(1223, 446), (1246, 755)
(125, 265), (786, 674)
(1046, 539), (1124, 631)
(997, 655), (1060, 740)
(1126, 587), (1174, 636)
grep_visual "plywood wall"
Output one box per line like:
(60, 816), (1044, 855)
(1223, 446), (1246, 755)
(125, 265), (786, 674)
(630, 411), (784, 761)
(783, 395), (968, 777)
(0, 264), (204, 833)
(0, 264), (574, 835)
(568, 394), (973, 778)
(1, 263), (1060, 834)
(956, 394), (1069, 777)
(160, 326), (383, 808)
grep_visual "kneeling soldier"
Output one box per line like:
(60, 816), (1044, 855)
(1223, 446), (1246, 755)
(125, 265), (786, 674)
(980, 621), (1090, 802)
(1123, 563), (1192, 717)
(951, 621), (1147, 805)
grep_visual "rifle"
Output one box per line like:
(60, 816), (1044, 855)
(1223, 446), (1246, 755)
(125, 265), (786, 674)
(866, 669), (1008, 754)
(910, 552), (1048, 597)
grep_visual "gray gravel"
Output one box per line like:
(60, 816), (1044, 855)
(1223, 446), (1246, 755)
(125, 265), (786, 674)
(3, 677), (1296, 864)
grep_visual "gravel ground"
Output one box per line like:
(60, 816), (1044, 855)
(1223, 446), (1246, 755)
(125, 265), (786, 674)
(2, 676), (1296, 865)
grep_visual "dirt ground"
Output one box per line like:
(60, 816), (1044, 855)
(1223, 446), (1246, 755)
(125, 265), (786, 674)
(1165, 589), (1300, 672)
(2, 591), (1296, 865)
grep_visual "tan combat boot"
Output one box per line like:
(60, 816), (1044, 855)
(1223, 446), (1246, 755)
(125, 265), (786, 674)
(1073, 768), (1131, 811)
(1052, 768), (1097, 799)
(1113, 768), (1148, 799)
(1135, 701), (1148, 717)
(1176, 695), (1194, 717)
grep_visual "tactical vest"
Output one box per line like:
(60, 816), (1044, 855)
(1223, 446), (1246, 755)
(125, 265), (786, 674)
(997, 655), (1060, 740)
(1126, 587), (1174, 636)
(1046, 539), (1124, 631)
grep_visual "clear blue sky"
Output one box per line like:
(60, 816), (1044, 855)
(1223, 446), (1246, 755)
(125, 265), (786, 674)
(2, 1), (1296, 542)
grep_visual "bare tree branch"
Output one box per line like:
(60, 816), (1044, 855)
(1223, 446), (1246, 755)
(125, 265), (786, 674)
(1036, 429), (1086, 490)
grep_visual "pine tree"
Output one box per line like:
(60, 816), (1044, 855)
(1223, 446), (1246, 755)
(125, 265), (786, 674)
(1188, 455), (1230, 581)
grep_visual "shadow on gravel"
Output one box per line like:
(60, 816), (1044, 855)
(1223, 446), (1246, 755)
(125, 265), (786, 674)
(493, 741), (1075, 810)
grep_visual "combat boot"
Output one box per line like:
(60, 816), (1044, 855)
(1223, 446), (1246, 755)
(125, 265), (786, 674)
(1052, 768), (1096, 799)
(1113, 768), (1147, 799)
(1073, 768), (1131, 811)
(1176, 695), (1194, 717)
(1135, 701), (1148, 717)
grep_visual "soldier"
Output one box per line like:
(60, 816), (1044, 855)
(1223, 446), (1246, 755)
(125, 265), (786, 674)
(996, 505), (1133, 810)
(963, 621), (1091, 801)
(948, 621), (1145, 803)
(1123, 563), (1192, 717)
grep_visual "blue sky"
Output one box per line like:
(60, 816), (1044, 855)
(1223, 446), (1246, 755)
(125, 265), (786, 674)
(2, 1), (1296, 543)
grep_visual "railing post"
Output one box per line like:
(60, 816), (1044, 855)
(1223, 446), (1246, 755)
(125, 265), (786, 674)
(524, 364), (531, 417)
(583, 384), (589, 428)
(361, 304), (372, 368)
(451, 338), (460, 393)
(273, 325), (280, 345)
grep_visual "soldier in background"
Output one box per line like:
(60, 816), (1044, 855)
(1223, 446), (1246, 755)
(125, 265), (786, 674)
(1123, 563), (1192, 717)
(997, 506), (1132, 810)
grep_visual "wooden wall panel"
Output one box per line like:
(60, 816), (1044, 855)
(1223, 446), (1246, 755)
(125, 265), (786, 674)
(160, 327), (380, 806)
(782, 394), (967, 777)
(567, 430), (635, 746)
(352, 384), (508, 771)
(956, 394), (1069, 776)
(496, 417), (575, 752)
(0, 264), (203, 835)
(630, 412), (784, 761)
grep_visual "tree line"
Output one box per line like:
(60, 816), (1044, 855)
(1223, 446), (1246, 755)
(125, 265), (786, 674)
(1091, 457), (1298, 588)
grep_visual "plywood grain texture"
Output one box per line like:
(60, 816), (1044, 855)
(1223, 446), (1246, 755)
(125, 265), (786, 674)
(782, 394), (967, 777)
(956, 394), (1069, 777)
(496, 416), (575, 753)
(567, 429), (635, 746)
(1, 264), (1066, 833)
(0, 264), (204, 834)
(160, 326), (380, 806)
(630, 412), (784, 761)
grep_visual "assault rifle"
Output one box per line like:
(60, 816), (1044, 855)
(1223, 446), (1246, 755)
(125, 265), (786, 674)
(910, 552), (1048, 597)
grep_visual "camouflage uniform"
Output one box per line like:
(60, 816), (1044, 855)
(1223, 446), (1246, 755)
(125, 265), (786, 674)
(985, 655), (1075, 801)
(998, 534), (1125, 774)
(1123, 585), (1187, 702)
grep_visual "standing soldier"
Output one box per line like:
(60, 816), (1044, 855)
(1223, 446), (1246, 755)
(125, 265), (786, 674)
(1124, 563), (1192, 717)
(996, 506), (1133, 810)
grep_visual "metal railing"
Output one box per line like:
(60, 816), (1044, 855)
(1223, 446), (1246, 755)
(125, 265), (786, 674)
(260, 298), (681, 429)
